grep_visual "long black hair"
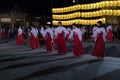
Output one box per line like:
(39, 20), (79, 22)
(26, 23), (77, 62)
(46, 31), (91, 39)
(72, 23), (77, 27)
(97, 21), (103, 28)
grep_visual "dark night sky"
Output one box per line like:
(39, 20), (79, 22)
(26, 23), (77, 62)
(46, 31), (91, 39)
(0, 0), (100, 16)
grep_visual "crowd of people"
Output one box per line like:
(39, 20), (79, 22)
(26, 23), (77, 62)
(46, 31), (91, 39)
(0, 21), (120, 60)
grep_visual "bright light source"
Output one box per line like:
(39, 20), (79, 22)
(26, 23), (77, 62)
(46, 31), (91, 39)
(72, 0), (76, 3)
(1, 18), (11, 23)
(47, 22), (51, 24)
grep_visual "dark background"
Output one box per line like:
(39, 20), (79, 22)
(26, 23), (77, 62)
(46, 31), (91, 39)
(0, 0), (100, 16)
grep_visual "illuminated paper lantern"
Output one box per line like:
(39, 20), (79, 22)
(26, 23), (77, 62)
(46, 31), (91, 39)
(64, 8), (66, 13)
(73, 13), (75, 18)
(52, 9), (54, 13)
(75, 5), (79, 11)
(93, 3), (96, 9)
(113, 1), (117, 7)
(105, 10), (109, 15)
(91, 20), (94, 25)
(89, 20), (93, 25)
(73, 6), (75, 11)
(54, 9), (56, 13)
(89, 12), (92, 17)
(113, 10), (117, 16)
(92, 12), (96, 17)
(81, 13), (84, 17)
(102, 10), (106, 16)
(96, 11), (99, 17)
(99, 2), (102, 8)
(109, 10), (113, 15)
(80, 20), (83, 25)
(117, 1), (120, 7)
(77, 5), (80, 10)
(86, 4), (89, 10)
(101, 1), (105, 8)
(64, 15), (67, 19)
(75, 19), (78, 24)
(84, 20), (86, 25)
(78, 19), (81, 24)
(102, 18), (106, 24)
(83, 5), (86, 10)
(96, 3), (99, 8)
(118, 10), (120, 16)
(86, 20), (88, 25)
(87, 12), (90, 18)
(109, 1), (113, 7)
(67, 7), (70, 12)
(84, 13), (87, 18)
(89, 4), (92, 9)
(105, 1), (109, 7)
(99, 10), (102, 16)
(70, 14), (72, 19)
(75, 12), (78, 18)
(72, 6), (74, 11)
(78, 12), (81, 17)
(81, 5), (84, 10)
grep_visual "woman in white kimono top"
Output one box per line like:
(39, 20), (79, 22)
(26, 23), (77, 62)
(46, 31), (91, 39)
(55, 22), (68, 54)
(40, 26), (44, 36)
(106, 24), (113, 41)
(43, 25), (54, 52)
(66, 27), (71, 42)
(16, 27), (24, 45)
(92, 24), (98, 42)
(92, 21), (107, 59)
(69, 23), (85, 56)
(29, 26), (40, 49)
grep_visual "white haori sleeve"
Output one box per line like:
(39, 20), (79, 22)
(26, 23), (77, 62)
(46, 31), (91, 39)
(92, 29), (98, 41)
(44, 28), (54, 40)
(68, 30), (73, 40)
(54, 28), (58, 38)
(49, 29), (54, 39)
(62, 27), (68, 37)
(81, 28), (86, 35)
(31, 28), (37, 38)
(18, 28), (22, 35)
(107, 26), (113, 33)
(77, 28), (82, 41)
(42, 29), (47, 38)
(40, 27), (44, 35)
(67, 28), (70, 34)
(92, 27), (96, 33)
(36, 28), (39, 34)
(66, 28), (69, 34)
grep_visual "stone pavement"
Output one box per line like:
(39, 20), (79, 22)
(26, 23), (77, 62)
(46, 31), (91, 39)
(0, 39), (120, 80)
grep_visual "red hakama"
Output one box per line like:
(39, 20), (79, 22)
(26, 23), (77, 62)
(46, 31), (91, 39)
(56, 33), (68, 54)
(107, 29), (113, 41)
(16, 34), (24, 45)
(74, 34), (84, 56)
(30, 34), (40, 49)
(45, 33), (53, 51)
(1, 30), (6, 39)
(36, 36), (40, 48)
(92, 33), (105, 58)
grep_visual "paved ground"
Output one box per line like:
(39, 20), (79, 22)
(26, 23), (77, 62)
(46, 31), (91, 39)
(0, 39), (120, 80)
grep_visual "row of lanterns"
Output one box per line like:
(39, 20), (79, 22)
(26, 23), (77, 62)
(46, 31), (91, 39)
(52, 18), (106, 26)
(52, 0), (120, 13)
(52, 9), (120, 20)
